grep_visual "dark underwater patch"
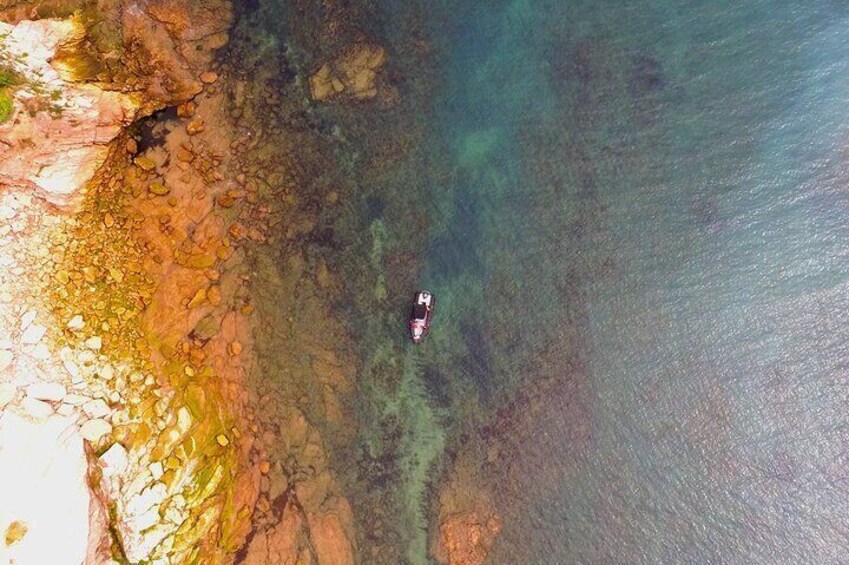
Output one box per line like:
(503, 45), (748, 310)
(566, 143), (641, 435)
(133, 106), (177, 153)
(629, 51), (665, 98)
(426, 179), (483, 278)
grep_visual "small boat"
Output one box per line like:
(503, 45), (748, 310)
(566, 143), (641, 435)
(409, 290), (435, 344)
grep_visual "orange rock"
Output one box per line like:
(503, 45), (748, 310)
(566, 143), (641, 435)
(177, 147), (195, 162)
(216, 193), (237, 208)
(200, 71), (219, 84)
(187, 287), (207, 308)
(439, 512), (501, 565)
(177, 101), (196, 119)
(135, 156), (156, 172)
(216, 246), (234, 261)
(186, 118), (206, 135)
(207, 285), (222, 306)
(227, 223), (245, 240)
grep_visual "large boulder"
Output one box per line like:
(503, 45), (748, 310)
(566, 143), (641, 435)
(0, 18), (139, 206)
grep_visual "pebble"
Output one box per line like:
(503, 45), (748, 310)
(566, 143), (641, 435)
(0, 350), (13, 370)
(126, 482), (167, 525)
(85, 336), (103, 350)
(66, 315), (85, 330)
(26, 382), (67, 402)
(21, 397), (53, 420)
(83, 399), (110, 418)
(63, 393), (90, 405)
(0, 383), (17, 409)
(216, 434), (230, 447)
(149, 182), (170, 196)
(100, 443), (129, 476)
(21, 323), (45, 344)
(20, 310), (36, 330)
(29, 343), (50, 360)
(187, 288), (207, 309)
(135, 156), (156, 171)
(80, 418), (112, 441)
(186, 118), (205, 135)
(200, 71), (218, 84)
(63, 358), (81, 381)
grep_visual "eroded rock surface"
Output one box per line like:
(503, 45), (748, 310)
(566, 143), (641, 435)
(0, 18), (138, 206)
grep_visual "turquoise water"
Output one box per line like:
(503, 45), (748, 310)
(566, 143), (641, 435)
(377, 1), (849, 562)
(417, 1), (849, 562)
(254, 0), (849, 561)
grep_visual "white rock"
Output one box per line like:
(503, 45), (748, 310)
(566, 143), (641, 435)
(110, 410), (129, 426)
(0, 338), (12, 349)
(176, 407), (192, 433)
(79, 418), (111, 441)
(62, 359), (81, 382)
(66, 315), (85, 331)
(0, 383), (17, 408)
(100, 364), (114, 380)
(21, 397), (53, 420)
(99, 443), (128, 477)
(0, 410), (93, 565)
(164, 505), (186, 525)
(82, 399), (109, 419)
(62, 394), (90, 406)
(21, 323), (46, 344)
(0, 349), (13, 371)
(126, 482), (167, 517)
(56, 403), (75, 416)
(0, 19), (140, 207)
(0, 205), (16, 219)
(77, 350), (96, 365)
(84, 336), (102, 350)
(149, 462), (164, 481)
(29, 343), (51, 360)
(133, 507), (160, 534)
(20, 310), (36, 330)
(26, 382), (67, 402)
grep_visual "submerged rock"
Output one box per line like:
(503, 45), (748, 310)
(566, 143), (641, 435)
(309, 43), (387, 102)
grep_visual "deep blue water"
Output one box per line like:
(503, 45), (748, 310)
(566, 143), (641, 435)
(360, 0), (849, 562)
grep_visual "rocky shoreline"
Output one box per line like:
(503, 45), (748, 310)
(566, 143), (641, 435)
(0, 1), (502, 563)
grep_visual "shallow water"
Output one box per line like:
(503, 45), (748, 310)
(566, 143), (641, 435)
(245, 0), (849, 562)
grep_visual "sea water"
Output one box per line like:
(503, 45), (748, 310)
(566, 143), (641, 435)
(257, 0), (849, 562)
(381, 0), (849, 562)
